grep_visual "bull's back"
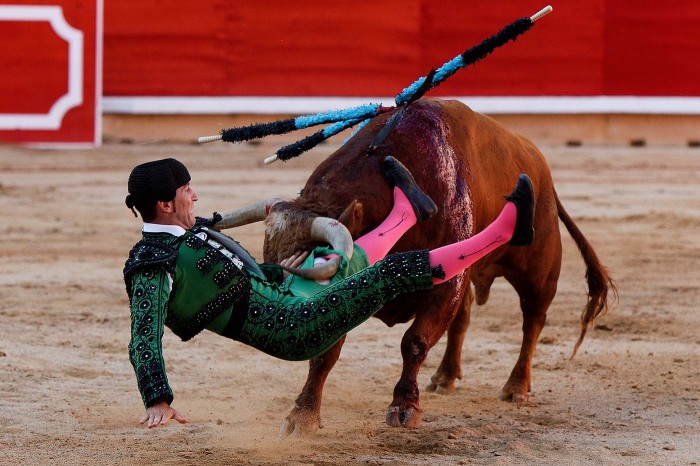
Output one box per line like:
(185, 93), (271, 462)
(438, 99), (554, 229)
(293, 98), (559, 324)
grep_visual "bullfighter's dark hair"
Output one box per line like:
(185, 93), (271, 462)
(125, 158), (191, 219)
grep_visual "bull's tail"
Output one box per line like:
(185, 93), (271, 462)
(554, 188), (618, 358)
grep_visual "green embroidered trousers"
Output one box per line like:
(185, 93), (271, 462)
(232, 249), (435, 360)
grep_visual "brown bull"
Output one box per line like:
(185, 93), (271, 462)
(261, 98), (615, 435)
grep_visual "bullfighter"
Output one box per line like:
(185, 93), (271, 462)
(123, 157), (534, 428)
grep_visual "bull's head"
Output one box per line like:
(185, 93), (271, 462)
(215, 198), (361, 281)
(264, 197), (374, 279)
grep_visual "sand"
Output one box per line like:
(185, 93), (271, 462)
(1, 138), (698, 465)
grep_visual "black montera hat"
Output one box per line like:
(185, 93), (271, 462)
(125, 158), (191, 216)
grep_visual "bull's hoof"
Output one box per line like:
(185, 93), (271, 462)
(382, 156), (438, 222)
(426, 372), (457, 394)
(279, 406), (322, 437)
(498, 388), (530, 404)
(385, 404), (423, 428)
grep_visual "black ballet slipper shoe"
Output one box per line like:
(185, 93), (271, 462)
(504, 174), (535, 246)
(382, 156), (438, 222)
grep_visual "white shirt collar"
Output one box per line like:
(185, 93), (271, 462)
(142, 223), (188, 237)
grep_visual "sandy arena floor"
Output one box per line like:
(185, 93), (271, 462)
(0, 137), (698, 465)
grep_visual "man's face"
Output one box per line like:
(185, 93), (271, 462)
(170, 183), (198, 229)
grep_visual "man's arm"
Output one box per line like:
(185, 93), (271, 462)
(128, 268), (185, 425)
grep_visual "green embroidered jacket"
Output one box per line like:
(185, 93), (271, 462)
(124, 223), (253, 408)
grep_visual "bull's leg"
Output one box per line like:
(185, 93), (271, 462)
(426, 285), (473, 394)
(499, 284), (556, 403)
(280, 335), (345, 437)
(386, 300), (457, 428)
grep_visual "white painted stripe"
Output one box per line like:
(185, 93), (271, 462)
(94, 0), (104, 146)
(102, 96), (392, 115)
(102, 96), (700, 115)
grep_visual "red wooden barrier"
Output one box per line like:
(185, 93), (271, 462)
(0, 1), (102, 146)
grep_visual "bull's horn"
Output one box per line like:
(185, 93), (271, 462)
(281, 217), (354, 281)
(309, 217), (354, 260)
(215, 199), (279, 230)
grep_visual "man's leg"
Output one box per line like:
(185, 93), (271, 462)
(237, 250), (436, 361)
(233, 174), (534, 361)
(429, 174), (535, 284)
(355, 156), (437, 264)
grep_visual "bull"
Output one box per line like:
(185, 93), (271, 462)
(221, 97), (615, 435)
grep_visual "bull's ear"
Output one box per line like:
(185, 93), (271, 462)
(337, 199), (365, 237)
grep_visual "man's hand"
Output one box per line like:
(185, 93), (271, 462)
(140, 399), (188, 428)
(280, 251), (310, 280)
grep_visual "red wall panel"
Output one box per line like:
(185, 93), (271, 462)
(417, 0), (605, 96)
(0, 0), (100, 145)
(0, 20), (68, 113)
(103, 1), (699, 98)
(223, 2), (422, 96)
(604, 0), (700, 96)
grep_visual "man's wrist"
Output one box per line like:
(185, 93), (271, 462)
(146, 395), (171, 408)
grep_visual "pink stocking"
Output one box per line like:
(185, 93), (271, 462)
(354, 187), (418, 264)
(429, 202), (517, 284)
